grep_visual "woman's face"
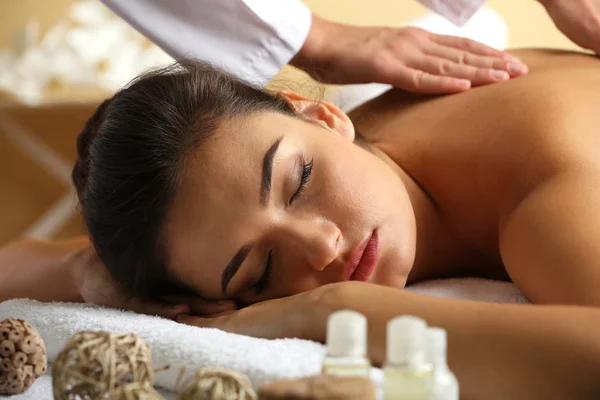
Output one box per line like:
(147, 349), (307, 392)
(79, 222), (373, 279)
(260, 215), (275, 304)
(164, 98), (416, 305)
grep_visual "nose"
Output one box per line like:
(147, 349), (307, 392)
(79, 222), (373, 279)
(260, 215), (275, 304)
(277, 217), (342, 271)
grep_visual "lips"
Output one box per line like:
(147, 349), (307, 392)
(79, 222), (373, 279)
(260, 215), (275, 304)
(344, 230), (379, 282)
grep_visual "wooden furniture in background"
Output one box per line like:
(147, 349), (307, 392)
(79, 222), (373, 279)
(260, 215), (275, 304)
(0, 103), (97, 245)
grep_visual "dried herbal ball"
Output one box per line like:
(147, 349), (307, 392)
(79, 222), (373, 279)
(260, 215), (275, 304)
(0, 318), (47, 396)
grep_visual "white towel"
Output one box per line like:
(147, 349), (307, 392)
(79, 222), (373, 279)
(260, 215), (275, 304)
(7, 371), (175, 400)
(0, 299), (326, 397)
(0, 278), (528, 399)
(406, 277), (529, 303)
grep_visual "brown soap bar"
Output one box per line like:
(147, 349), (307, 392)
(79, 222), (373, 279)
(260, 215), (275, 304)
(259, 374), (376, 400)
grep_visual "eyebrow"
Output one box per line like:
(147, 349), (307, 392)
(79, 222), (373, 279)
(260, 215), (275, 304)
(221, 136), (283, 294)
(260, 136), (283, 205)
(221, 244), (252, 294)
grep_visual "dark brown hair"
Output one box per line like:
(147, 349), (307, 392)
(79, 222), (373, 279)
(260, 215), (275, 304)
(72, 61), (296, 299)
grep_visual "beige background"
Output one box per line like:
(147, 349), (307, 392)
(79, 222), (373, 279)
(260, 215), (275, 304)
(307, 0), (577, 50)
(0, 0), (579, 50)
(0, 0), (582, 245)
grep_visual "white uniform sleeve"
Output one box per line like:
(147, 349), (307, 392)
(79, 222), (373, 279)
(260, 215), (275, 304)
(100, 0), (312, 87)
(415, 0), (486, 26)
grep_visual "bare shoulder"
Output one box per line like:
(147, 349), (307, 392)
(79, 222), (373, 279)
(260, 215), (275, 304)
(510, 48), (600, 72)
(365, 49), (600, 150)
(350, 50), (600, 139)
(351, 48), (600, 200)
(512, 51), (600, 167)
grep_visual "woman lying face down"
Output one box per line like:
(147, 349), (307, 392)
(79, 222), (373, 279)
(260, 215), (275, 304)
(72, 50), (600, 399)
(74, 63), (419, 305)
(162, 93), (424, 305)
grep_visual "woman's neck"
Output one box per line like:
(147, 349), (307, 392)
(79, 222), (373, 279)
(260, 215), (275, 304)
(355, 132), (466, 283)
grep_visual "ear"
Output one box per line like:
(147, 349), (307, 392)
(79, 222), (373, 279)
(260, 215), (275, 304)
(278, 91), (355, 142)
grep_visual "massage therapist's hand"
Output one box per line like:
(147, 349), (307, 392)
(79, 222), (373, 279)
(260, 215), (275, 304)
(540, 0), (600, 55)
(176, 284), (343, 340)
(71, 245), (236, 320)
(291, 14), (528, 94)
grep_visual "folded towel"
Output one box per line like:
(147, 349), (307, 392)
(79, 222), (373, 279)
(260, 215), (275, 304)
(406, 277), (529, 303)
(0, 300), (326, 395)
(0, 277), (528, 399)
(8, 371), (175, 400)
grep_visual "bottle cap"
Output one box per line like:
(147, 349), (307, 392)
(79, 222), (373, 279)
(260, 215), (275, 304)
(426, 326), (447, 366)
(326, 310), (367, 357)
(386, 315), (427, 365)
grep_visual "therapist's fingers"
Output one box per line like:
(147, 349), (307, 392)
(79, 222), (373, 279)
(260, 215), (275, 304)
(424, 45), (529, 78)
(389, 65), (472, 94)
(413, 56), (510, 87)
(430, 34), (517, 60)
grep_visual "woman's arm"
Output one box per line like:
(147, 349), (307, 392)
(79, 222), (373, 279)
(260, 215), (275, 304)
(0, 237), (226, 319)
(333, 177), (600, 399)
(0, 237), (89, 303)
(323, 283), (600, 400)
(180, 282), (600, 400)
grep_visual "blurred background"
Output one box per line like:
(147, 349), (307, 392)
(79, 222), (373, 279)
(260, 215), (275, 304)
(0, 0), (581, 247)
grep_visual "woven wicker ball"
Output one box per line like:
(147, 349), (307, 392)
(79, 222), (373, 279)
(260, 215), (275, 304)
(179, 366), (256, 400)
(0, 318), (47, 396)
(107, 381), (164, 400)
(52, 331), (154, 400)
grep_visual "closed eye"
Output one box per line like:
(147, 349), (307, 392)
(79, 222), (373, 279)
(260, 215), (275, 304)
(290, 158), (313, 205)
(251, 158), (313, 297)
(252, 249), (273, 296)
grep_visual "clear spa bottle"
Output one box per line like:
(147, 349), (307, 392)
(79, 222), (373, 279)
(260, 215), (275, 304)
(322, 310), (371, 378)
(383, 316), (433, 400)
(427, 327), (459, 400)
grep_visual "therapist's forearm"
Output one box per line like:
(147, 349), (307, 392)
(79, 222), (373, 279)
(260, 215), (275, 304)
(290, 13), (340, 74)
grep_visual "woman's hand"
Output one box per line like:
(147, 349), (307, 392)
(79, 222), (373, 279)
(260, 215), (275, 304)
(176, 284), (339, 341)
(291, 15), (528, 94)
(541, 0), (600, 55)
(71, 245), (236, 320)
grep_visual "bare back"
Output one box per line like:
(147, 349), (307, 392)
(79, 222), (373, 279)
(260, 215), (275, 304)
(350, 50), (600, 302)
